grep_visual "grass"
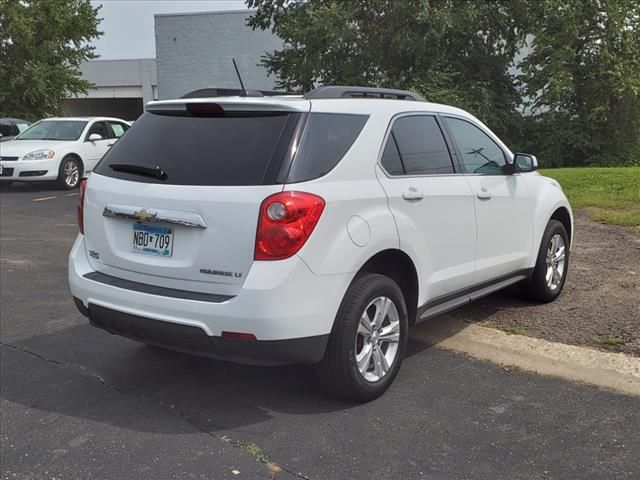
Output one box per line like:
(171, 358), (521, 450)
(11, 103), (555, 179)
(541, 167), (640, 230)
(593, 337), (624, 347)
(496, 325), (532, 337)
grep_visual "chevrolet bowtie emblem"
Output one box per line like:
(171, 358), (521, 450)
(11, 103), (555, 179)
(133, 209), (157, 222)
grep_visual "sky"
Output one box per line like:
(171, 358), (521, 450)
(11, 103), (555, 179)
(90, 0), (248, 60)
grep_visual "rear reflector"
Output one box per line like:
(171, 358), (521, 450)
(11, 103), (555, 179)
(73, 296), (89, 317)
(77, 178), (87, 234)
(221, 331), (257, 341)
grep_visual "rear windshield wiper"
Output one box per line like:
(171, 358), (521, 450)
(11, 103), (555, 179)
(109, 163), (168, 181)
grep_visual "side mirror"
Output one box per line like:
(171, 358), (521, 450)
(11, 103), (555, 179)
(513, 153), (539, 172)
(88, 133), (103, 142)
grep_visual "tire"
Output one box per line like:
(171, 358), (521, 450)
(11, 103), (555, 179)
(317, 273), (408, 402)
(57, 156), (82, 190)
(522, 219), (570, 303)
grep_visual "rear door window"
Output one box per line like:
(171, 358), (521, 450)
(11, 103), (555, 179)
(390, 115), (454, 175)
(95, 111), (298, 186)
(108, 121), (129, 138)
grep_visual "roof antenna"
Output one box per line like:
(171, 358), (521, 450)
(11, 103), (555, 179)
(232, 58), (247, 97)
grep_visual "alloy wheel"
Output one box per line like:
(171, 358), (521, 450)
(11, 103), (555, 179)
(355, 296), (400, 382)
(545, 233), (566, 291)
(64, 160), (79, 188)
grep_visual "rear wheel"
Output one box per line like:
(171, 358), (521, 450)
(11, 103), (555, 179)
(318, 274), (408, 402)
(57, 156), (82, 190)
(522, 219), (569, 302)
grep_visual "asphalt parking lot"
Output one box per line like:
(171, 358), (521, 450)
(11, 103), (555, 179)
(1, 183), (639, 480)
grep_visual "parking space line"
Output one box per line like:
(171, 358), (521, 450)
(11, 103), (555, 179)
(66, 193), (79, 197)
(32, 196), (58, 202)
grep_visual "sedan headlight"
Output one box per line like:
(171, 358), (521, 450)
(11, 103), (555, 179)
(23, 149), (55, 160)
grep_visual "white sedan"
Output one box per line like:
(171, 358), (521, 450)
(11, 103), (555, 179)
(0, 117), (131, 189)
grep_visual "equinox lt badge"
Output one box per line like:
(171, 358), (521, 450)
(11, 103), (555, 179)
(200, 268), (242, 278)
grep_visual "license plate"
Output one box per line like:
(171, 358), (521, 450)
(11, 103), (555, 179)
(132, 223), (173, 256)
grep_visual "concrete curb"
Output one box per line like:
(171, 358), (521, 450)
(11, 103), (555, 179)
(411, 316), (640, 397)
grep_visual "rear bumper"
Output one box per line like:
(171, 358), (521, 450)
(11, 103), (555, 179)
(68, 235), (351, 364)
(78, 303), (329, 365)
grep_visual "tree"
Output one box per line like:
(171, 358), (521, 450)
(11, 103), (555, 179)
(0, 0), (102, 120)
(247, 0), (640, 166)
(519, 0), (640, 166)
(246, 0), (530, 146)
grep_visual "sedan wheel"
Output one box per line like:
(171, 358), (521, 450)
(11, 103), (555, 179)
(57, 157), (82, 190)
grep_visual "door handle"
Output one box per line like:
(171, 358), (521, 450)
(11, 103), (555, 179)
(476, 189), (492, 200)
(402, 188), (424, 202)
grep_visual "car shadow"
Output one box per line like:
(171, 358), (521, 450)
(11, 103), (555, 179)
(0, 310), (480, 435)
(0, 181), (68, 193)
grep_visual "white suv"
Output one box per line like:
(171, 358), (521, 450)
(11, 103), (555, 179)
(68, 87), (573, 401)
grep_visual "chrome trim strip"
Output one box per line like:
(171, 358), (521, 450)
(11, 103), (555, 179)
(102, 204), (207, 229)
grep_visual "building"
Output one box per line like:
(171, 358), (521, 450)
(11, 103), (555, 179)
(63, 58), (158, 120)
(154, 10), (282, 100)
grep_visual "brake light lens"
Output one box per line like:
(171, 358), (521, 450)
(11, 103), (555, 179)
(255, 191), (325, 260)
(77, 178), (87, 234)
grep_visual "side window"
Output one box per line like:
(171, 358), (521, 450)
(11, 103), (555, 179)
(16, 121), (30, 133)
(87, 121), (109, 140)
(390, 115), (454, 175)
(380, 134), (404, 175)
(108, 121), (129, 138)
(0, 120), (13, 137)
(445, 117), (507, 174)
(286, 113), (368, 183)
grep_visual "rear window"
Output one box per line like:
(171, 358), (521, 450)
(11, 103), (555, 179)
(95, 111), (298, 186)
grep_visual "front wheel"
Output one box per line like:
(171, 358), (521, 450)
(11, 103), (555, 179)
(317, 274), (408, 402)
(522, 219), (570, 303)
(57, 156), (82, 190)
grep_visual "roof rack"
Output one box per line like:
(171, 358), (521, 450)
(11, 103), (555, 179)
(304, 86), (426, 102)
(180, 87), (289, 99)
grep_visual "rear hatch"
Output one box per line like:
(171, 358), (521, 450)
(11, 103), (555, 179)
(83, 98), (309, 296)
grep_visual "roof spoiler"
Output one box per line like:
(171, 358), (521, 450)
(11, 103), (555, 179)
(304, 86), (426, 102)
(181, 88), (289, 99)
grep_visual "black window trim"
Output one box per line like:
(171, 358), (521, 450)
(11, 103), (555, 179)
(439, 113), (514, 176)
(377, 111), (460, 178)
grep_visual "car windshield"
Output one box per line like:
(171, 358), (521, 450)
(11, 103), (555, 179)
(16, 120), (87, 141)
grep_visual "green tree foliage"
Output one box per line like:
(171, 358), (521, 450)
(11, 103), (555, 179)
(0, 0), (102, 120)
(520, 0), (640, 166)
(247, 0), (640, 166)
(247, 0), (530, 147)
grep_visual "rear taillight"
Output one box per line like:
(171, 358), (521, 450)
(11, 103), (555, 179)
(254, 191), (325, 261)
(77, 178), (87, 234)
